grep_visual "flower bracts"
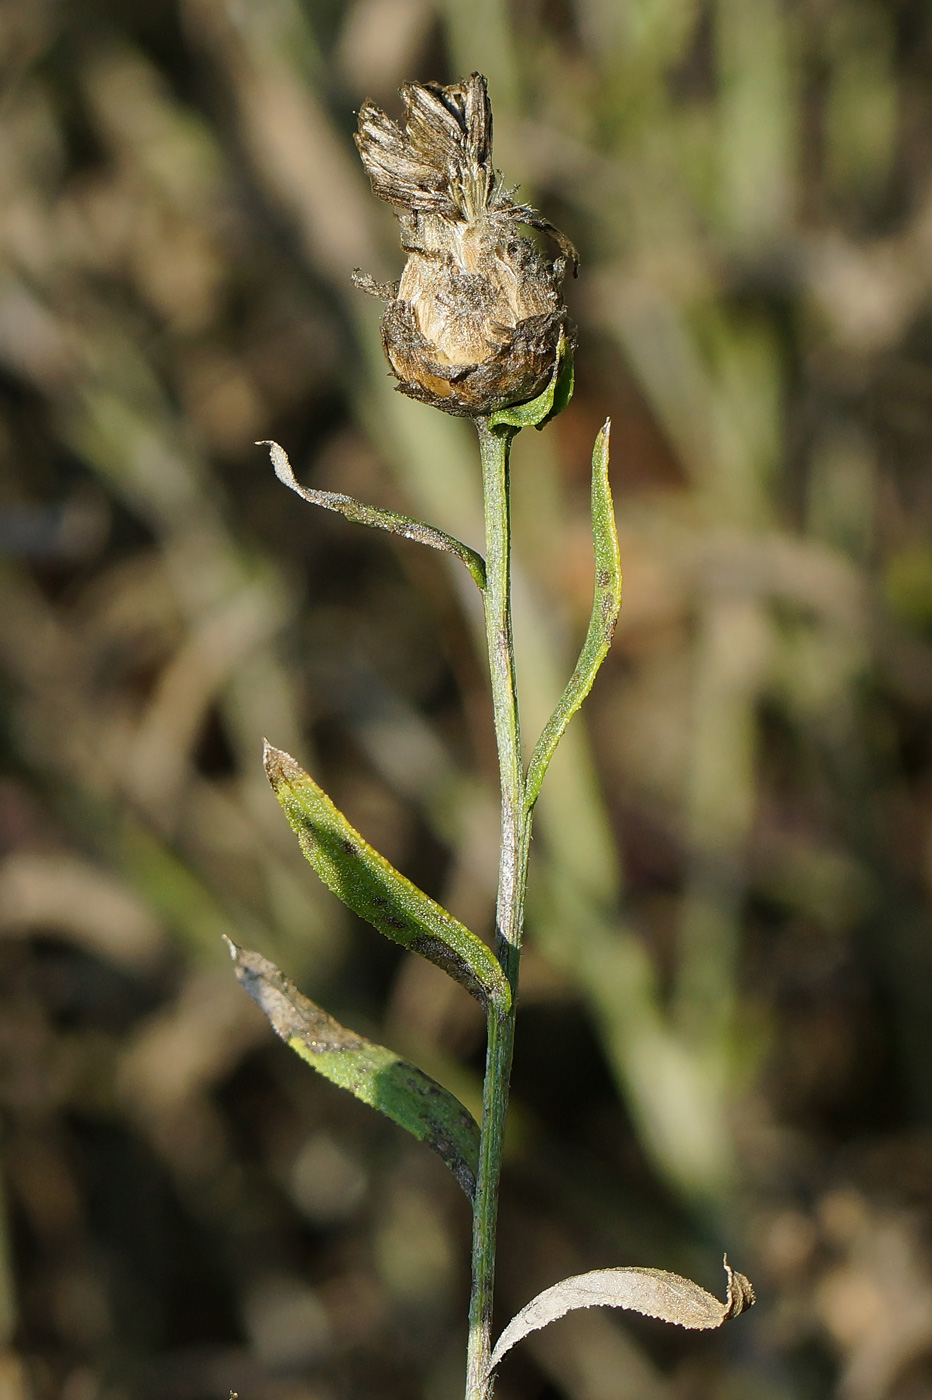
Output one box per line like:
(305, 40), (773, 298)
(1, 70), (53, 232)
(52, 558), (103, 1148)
(353, 73), (577, 417)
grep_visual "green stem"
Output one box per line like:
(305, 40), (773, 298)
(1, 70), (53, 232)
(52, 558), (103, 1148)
(466, 419), (531, 1400)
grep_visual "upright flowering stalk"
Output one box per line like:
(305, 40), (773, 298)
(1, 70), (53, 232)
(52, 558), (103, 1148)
(354, 77), (581, 1392)
(238, 73), (753, 1400)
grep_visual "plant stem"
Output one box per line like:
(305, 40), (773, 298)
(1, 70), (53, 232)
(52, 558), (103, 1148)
(466, 419), (532, 1400)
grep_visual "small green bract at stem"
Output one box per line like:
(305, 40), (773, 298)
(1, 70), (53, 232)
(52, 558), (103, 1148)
(228, 941), (481, 1197)
(525, 420), (621, 809)
(264, 742), (512, 1012)
(488, 331), (575, 432)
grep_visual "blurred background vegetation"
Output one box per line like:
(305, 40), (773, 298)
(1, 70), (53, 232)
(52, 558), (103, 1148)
(2, 0), (932, 1397)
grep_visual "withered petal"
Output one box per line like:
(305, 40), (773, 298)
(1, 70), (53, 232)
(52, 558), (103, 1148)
(356, 99), (458, 214)
(401, 74), (492, 171)
(401, 84), (468, 168)
(461, 74), (492, 165)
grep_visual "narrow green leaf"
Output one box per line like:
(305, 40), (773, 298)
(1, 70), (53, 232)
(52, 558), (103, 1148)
(264, 743), (511, 1012)
(228, 942), (480, 1197)
(260, 440), (486, 591)
(525, 420), (621, 809)
(488, 331), (575, 432)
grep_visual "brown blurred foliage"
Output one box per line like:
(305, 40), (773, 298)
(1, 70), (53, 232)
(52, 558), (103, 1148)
(2, 2), (932, 1398)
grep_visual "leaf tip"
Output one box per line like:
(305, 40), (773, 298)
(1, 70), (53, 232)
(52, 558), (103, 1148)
(722, 1255), (756, 1319)
(263, 740), (304, 789)
(259, 439), (297, 490)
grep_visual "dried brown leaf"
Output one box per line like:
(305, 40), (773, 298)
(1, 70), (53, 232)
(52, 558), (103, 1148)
(488, 1257), (755, 1374)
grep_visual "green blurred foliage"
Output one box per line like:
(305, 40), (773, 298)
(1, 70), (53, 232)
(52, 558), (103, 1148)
(2, 1), (932, 1398)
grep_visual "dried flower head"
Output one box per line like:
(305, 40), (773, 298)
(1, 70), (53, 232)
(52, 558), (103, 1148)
(353, 73), (577, 418)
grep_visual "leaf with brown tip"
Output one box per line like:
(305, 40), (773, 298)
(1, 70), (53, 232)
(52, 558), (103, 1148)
(228, 942), (480, 1197)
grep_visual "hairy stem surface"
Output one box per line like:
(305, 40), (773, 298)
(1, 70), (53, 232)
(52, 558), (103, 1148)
(466, 419), (532, 1400)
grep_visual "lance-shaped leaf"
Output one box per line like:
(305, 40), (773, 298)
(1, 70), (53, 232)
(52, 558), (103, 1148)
(488, 1257), (755, 1374)
(261, 440), (486, 590)
(229, 942), (480, 1196)
(489, 331), (575, 432)
(264, 743), (511, 1012)
(525, 420), (620, 809)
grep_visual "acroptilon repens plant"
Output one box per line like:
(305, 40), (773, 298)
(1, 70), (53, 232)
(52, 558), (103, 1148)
(231, 73), (754, 1399)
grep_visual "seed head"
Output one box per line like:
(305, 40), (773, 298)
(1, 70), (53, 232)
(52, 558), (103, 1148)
(353, 73), (577, 418)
